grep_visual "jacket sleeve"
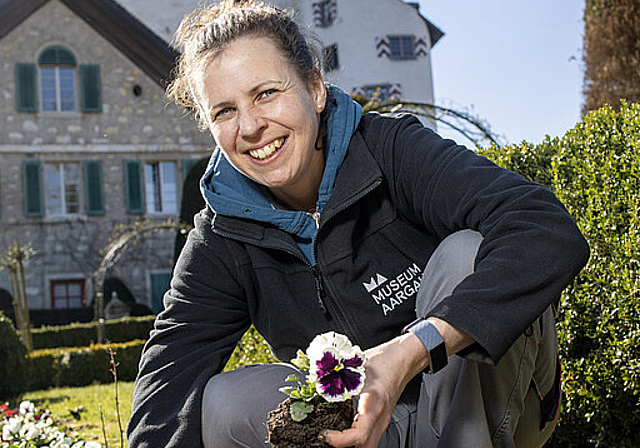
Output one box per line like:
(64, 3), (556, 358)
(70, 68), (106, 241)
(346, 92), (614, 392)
(366, 113), (589, 364)
(127, 210), (250, 447)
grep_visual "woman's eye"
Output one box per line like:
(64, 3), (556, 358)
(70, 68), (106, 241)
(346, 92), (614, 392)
(214, 107), (233, 119)
(259, 89), (276, 99)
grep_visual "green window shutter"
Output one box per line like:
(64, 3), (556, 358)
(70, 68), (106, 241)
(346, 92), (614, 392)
(150, 272), (171, 314)
(182, 158), (201, 184)
(15, 63), (37, 112)
(80, 64), (102, 112)
(23, 160), (43, 217)
(124, 160), (144, 214)
(38, 45), (77, 66)
(83, 160), (105, 215)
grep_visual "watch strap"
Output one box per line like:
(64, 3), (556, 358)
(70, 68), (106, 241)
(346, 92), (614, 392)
(402, 318), (448, 374)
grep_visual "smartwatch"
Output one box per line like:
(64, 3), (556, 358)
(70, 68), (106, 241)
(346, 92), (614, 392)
(402, 318), (448, 374)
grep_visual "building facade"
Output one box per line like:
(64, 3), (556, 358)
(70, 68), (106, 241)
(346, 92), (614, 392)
(115, 0), (443, 110)
(0, 0), (212, 323)
(0, 0), (443, 324)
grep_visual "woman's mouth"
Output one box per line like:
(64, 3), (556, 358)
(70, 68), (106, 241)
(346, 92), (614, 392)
(248, 137), (285, 160)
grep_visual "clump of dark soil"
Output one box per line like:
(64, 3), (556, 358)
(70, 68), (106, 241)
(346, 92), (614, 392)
(267, 398), (355, 448)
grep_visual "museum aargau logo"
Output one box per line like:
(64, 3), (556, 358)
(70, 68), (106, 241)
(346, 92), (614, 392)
(362, 263), (422, 316)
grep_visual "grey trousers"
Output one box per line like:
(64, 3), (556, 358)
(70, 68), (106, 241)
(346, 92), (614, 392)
(202, 230), (559, 447)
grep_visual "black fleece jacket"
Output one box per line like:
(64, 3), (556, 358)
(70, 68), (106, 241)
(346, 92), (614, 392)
(127, 113), (589, 447)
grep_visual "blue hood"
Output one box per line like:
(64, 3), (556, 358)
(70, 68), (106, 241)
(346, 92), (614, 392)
(200, 85), (362, 265)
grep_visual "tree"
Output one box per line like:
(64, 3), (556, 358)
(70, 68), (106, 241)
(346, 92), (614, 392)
(583, 0), (640, 113)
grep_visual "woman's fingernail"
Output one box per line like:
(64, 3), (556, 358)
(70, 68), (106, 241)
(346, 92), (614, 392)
(318, 431), (327, 441)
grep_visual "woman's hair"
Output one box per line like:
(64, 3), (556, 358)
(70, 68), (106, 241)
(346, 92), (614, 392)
(167, 0), (323, 129)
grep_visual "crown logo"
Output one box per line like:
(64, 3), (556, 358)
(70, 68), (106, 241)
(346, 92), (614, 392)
(363, 273), (388, 293)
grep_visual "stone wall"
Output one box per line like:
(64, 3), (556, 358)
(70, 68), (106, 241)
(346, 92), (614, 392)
(0, 0), (211, 313)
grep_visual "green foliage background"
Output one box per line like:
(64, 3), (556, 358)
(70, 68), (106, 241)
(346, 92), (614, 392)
(0, 311), (27, 398)
(479, 102), (639, 447)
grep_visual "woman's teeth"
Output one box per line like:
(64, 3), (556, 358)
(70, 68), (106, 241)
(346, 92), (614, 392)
(249, 138), (284, 160)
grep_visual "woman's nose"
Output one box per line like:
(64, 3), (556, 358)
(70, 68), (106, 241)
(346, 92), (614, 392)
(238, 109), (267, 138)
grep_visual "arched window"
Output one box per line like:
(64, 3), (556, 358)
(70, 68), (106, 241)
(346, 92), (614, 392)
(38, 45), (77, 112)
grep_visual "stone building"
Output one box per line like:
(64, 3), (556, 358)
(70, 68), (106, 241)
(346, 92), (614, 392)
(0, 0), (212, 324)
(116, 0), (443, 111)
(0, 0), (443, 324)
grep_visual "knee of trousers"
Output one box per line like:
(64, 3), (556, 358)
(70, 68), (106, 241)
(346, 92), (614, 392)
(201, 364), (303, 448)
(416, 229), (483, 318)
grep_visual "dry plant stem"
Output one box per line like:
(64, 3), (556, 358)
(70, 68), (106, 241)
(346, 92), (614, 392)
(99, 406), (109, 448)
(107, 344), (125, 448)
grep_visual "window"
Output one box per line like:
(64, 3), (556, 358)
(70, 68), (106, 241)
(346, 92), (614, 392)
(44, 163), (82, 216)
(51, 279), (85, 309)
(15, 45), (101, 113)
(363, 84), (391, 101)
(22, 160), (104, 218)
(38, 46), (77, 113)
(323, 44), (339, 72)
(389, 36), (415, 59)
(314, 0), (336, 27)
(145, 162), (178, 214)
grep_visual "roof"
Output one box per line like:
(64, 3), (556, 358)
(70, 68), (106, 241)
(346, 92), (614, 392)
(0, 0), (178, 87)
(403, 2), (445, 47)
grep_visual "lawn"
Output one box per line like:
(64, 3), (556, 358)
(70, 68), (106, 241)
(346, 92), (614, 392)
(20, 381), (134, 448)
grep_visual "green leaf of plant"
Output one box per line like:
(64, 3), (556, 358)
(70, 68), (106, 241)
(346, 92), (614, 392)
(285, 374), (301, 383)
(291, 349), (310, 371)
(278, 386), (298, 397)
(290, 400), (314, 422)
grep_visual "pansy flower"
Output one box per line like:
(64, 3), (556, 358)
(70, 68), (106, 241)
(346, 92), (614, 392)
(306, 332), (366, 402)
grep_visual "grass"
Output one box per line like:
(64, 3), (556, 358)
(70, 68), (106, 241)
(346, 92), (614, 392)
(20, 381), (134, 448)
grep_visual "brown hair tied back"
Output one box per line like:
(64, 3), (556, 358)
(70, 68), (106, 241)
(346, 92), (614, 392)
(167, 0), (323, 130)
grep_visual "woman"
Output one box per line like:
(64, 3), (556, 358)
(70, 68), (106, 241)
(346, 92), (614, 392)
(127, 1), (589, 447)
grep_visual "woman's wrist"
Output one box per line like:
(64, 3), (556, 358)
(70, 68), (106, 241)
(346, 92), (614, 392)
(396, 333), (431, 382)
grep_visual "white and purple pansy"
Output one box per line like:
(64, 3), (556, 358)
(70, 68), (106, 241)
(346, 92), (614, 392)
(306, 332), (366, 402)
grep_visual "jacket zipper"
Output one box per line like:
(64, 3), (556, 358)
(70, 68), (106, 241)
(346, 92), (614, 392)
(212, 228), (333, 320)
(309, 178), (384, 347)
(213, 176), (383, 348)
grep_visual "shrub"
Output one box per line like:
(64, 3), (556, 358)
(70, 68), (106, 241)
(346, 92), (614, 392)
(27, 339), (146, 390)
(30, 315), (155, 349)
(224, 326), (278, 372)
(478, 101), (640, 447)
(0, 311), (28, 399)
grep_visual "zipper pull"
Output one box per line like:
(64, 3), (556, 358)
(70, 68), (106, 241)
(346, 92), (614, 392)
(308, 210), (321, 229)
(312, 266), (331, 319)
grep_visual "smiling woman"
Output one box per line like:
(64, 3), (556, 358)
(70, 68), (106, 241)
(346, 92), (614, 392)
(198, 36), (327, 211)
(127, 1), (590, 448)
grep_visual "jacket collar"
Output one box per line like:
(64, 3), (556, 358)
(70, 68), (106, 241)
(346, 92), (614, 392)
(209, 117), (383, 246)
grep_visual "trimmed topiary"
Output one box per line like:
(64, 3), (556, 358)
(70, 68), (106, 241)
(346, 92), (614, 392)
(0, 311), (28, 399)
(479, 101), (640, 447)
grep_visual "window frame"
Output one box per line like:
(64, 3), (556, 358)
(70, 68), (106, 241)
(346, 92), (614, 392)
(144, 161), (179, 215)
(323, 44), (339, 72)
(388, 35), (416, 60)
(39, 66), (78, 113)
(44, 162), (83, 217)
(50, 278), (86, 309)
(362, 84), (392, 101)
(315, 0), (335, 27)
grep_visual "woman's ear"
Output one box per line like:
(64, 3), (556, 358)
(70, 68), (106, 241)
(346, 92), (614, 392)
(311, 71), (327, 113)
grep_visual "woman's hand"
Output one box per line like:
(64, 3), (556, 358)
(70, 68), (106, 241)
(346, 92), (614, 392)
(322, 333), (428, 448)
(321, 318), (474, 448)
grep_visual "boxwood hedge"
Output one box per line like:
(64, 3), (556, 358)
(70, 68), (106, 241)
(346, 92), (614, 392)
(0, 311), (28, 399)
(29, 315), (155, 349)
(479, 101), (639, 447)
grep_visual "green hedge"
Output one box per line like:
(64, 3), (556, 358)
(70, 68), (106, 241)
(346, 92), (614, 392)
(0, 311), (28, 399)
(479, 101), (640, 447)
(26, 339), (146, 391)
(29, 315), (155, 349)
(224, 326), (278, 372)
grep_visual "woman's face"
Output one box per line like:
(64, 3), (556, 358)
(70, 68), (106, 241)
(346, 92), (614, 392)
(198, 36), (326, 208)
